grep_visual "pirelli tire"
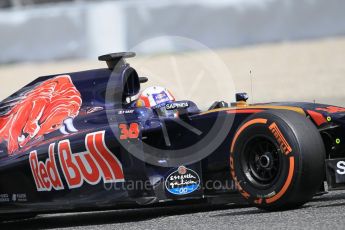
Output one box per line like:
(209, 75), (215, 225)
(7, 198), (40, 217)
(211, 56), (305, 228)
(230, 110), (325, 211)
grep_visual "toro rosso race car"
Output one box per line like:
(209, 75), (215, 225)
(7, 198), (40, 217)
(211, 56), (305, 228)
(0, 52), (345, 219)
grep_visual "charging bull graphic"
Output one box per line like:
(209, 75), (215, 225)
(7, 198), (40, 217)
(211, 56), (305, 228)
(0, 75), (82, 155)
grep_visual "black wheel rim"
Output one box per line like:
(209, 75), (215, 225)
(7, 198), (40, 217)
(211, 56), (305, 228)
(241, 136), (282, 189)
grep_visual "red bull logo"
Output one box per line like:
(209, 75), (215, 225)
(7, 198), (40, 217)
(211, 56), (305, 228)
(29, 131), (125, 191)
(0, 75), (82, 155)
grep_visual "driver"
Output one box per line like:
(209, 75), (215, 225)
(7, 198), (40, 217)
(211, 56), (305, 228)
(136, 86), (175, 108)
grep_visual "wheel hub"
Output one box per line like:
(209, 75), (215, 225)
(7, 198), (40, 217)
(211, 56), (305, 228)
(242, 137), (281, 188)
(258, 153), (272, 169)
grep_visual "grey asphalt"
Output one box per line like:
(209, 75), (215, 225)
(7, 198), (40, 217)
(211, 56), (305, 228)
(1, 191), (345, 230)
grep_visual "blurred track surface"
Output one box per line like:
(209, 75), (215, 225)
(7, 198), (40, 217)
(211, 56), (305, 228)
(1, 191), (345, 230)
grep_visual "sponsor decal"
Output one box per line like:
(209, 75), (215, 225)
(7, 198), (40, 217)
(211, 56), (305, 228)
(0, 194), (9, 203)
(326, 159), (345, 187)
(165, 102), (189, 110)
(0, 75), (82, 155)
(165, 166), (200, 195)
(117, 109), (135, 115)
(16, 193), (28, 202)
(29, 131), (124, 192)
(12, 193), (27, 202)
(336, 161), (345, 175)
(269, 122), (292, 155)
(152, 91), (170, 105)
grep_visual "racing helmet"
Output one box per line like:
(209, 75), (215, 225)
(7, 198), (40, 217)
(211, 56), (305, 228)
(136, 86), (175, 108)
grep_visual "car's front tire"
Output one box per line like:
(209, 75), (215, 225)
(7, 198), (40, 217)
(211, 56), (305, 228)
(230, 110), (325, 211)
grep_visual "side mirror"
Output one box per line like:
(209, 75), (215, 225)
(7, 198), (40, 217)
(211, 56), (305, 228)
(236, 93), (249, 102)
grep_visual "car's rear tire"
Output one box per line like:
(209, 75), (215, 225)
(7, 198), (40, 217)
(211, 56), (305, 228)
(230, 110), (325, 211)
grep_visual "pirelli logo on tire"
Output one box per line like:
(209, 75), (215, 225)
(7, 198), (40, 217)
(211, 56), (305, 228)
(269, 122), (292, 155)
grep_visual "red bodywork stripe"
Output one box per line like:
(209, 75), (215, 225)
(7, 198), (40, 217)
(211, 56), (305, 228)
(226, 109), (263, 114)
(307, 110), (327, 126)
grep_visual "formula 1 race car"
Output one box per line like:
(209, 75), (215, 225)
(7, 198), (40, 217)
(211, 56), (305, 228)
(0, 52), (344, 220)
